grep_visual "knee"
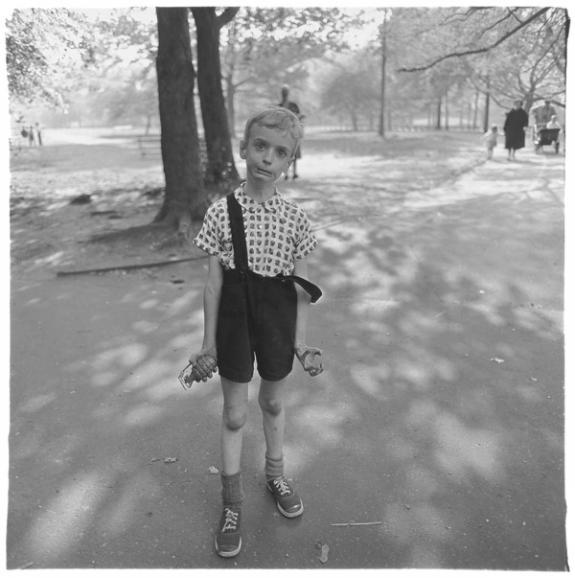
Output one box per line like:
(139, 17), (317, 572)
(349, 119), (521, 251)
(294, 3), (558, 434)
(223, 406), (247, 432)
(258, 394), (283, 417)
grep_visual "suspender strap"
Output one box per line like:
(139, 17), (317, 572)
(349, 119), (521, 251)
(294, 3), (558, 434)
(277, 273), (322, 304)
(226, 192), (322, 303)
(226, 193), (249, 273)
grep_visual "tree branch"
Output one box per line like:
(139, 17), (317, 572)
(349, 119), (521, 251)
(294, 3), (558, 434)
(216, 8), (239, 30)
(398, 7), (549, 72)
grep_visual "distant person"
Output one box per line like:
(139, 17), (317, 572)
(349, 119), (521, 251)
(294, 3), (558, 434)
(182, 106), (323, 558)
(483, 124), (498, 160)
(278, 85), (304, 179)
(35, 122), (43, 146)
(546, 115), (561, 130)
(533, 100), (557, 130)
(27, 125), (35, 146)
(503, 100), (529, 161)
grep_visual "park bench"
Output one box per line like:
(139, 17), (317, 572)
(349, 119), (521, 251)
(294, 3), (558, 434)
(136, 134), (208, 164)
(9, 136), (28, 155)
(137, 134), (161, 158)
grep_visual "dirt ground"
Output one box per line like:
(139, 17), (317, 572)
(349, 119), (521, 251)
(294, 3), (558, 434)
(7, 128), (569, 571)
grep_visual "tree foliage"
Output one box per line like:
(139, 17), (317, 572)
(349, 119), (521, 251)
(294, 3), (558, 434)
(396, 7), (568, 110)
(221, 7), (352, 129)
(320, 50), (380, 130)
(5, 8), (96, 107)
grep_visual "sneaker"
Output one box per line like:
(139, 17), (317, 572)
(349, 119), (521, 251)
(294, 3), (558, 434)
(266, 477), (304, 518)
(214, 505), (242, 558)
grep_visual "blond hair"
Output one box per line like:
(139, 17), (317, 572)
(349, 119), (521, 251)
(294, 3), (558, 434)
(243, 107), (303, 155)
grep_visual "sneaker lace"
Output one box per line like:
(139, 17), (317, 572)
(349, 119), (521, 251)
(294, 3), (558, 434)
(221, 507), (239, 532)
(273, 478), (292, 496)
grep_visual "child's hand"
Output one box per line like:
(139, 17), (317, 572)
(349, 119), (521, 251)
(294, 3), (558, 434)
(179, 350), (218, 389)
(295, 344), (323, 377)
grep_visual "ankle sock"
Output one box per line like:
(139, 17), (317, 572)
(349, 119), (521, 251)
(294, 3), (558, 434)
(265, 454), (284, 481)
(221, 472), (244, 507)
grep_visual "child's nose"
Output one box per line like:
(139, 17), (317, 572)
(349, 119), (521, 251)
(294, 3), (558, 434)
(263, 149), (274, 163)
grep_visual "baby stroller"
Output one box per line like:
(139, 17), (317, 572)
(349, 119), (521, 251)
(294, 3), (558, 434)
(534, 126), (560, 153)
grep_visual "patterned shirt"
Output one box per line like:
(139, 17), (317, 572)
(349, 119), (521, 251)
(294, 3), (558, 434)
(194, 185), (317, 276)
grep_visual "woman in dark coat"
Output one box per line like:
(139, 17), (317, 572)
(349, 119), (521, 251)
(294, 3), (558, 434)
(503, 100), (529, 160)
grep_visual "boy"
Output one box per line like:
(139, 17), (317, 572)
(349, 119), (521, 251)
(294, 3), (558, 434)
(185, 107), (323, 558)
(483, 124), (498, 160)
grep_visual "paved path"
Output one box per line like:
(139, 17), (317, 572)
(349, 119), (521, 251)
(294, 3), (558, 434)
(8, 146), (567, 570)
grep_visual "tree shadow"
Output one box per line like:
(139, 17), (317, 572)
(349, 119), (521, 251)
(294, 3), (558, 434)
(290, 172), (565, 569)
(8, 132), (566, 570)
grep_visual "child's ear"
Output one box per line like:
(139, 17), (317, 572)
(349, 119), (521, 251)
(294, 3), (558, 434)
(239, 140), (247, 159)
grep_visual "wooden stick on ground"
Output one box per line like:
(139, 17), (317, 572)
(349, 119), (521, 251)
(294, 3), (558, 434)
(330, 521), (383, 527)
(56, 255), (207, 277)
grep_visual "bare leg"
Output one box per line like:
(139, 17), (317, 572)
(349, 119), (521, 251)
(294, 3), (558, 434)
(220, 377), (249, 475)
(258, 377), (287, 461)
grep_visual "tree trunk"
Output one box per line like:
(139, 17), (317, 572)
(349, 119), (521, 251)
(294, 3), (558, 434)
(435, 98), (442, 130)
(378, 14), (387, 137)
(191, 7), (239, 190)
(444, 89), (449, 130)
(351, 109), (358, 131)
(224, 19), (237, 139)
(226, 74), (236, 140)
(483, 77), (491, 133)
(154, 7), (206, 230)
(473, 91), (479, 129)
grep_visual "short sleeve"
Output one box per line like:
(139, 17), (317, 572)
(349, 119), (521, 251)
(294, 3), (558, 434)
(294, 209), (317, 260)
(194, 203), (222, 257)
(289, 102), (301, 116)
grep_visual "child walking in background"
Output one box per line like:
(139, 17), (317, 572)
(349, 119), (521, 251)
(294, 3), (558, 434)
(483, 124), (498, 160)
(181, 107), (323, 558)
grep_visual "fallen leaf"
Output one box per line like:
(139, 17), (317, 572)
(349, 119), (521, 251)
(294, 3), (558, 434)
(208, 466), (220, 475)
(164, 457), (178, 464)
(319, 543), (329, 564)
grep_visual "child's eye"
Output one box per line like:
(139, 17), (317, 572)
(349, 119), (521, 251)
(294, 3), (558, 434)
(277, 149), (287, 158)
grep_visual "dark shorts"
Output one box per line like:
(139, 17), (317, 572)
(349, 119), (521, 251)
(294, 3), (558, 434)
(216, 270), (297, 383)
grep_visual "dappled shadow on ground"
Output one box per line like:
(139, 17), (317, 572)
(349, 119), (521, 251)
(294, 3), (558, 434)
(8, 133), (566, 569)
(305, 219), (563, 569)
(283, 149), (565, 569)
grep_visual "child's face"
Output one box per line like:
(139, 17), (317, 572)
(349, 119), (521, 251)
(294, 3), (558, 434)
(240, 124), (296, 184)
